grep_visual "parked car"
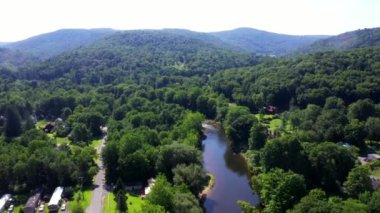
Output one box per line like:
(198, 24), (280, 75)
(60, 203), (66, 211)
(7, 204), (14, 212)
(38, 203), (44, 212)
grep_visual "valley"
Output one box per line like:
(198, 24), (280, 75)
(0, 26), (379, 213)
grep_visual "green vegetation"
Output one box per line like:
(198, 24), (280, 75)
(104, 192), (146, 213)
(297, 27), (380, 54)
(0, 27), (380, 213)
(69, 190), (93, 212)
(90, 139), (102, 149)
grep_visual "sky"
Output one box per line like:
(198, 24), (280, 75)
(0, 0), (379, 42)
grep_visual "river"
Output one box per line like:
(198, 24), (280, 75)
(202, 123), (259, 213)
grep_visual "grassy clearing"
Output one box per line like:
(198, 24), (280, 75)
(104, 193), (145, 213)
(127, 194), (144, 213)
(269, 119), (283, 132)
(68, 190), (92, 212)
(56, 137), (70, 145)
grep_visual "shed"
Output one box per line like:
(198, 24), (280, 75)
(0, 194), (11, 212)
(48, 187), (63, 212)
(24, 193), (41, 213)
(43, 123), (55, 133)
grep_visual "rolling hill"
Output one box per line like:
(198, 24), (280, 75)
(4, 28), (116, 59)
(210, 28), (328, 55)
(20, 30), (259, 83)
(296, 27), (380, 54)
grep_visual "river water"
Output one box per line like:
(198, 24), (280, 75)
(202, 123), (259, 213)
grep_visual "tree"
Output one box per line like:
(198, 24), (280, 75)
(248, 123), (267, 149)
(368, 191), (380, 213)
(69, 123), (91, 143)
(141, 202), (166, 213)
(365, 117), (380, 140)
(306, 142), (356, 192)
(172, 191), (202, 213)
(237, 201), (259, 213)
(343, 166), (372, 198)
(252, 168), (306, 212)
(4, 106), (22, 138)
(348, 99), (375, 121)
(344, 119), (366, 148)
(115, 190), (127, 213)
(172, 164), (209, 195)
(156, 144), (202, 178)
(224, 106), (257, 152)
(146, 175), (174, 212)
(261, 136), (309, 176)
(289, 188), (331, 213)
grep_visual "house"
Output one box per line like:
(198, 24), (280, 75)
(126, 182), (144, 192)
(43, 123), (55, 133)
(358, 153), (380, 165)
(48, 187), (63, 212)
(24, 193), (41, 213)
(0, 194), (11, 212)
(142, 178), (156, 198)
(265, 106), (278, 114)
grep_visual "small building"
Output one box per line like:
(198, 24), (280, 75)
(24, 193), (41, 213)
(43, 123), (55, 133)
(48, 187), (63, 212)
(0, 194), (11, 212)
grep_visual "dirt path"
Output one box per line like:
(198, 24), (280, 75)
(86, 127), (107, 213)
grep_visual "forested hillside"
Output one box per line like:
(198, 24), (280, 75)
(211, 28), (328, 55)
(4, 28), (116, 59)
(0, 27), (379, 213)
(297, 27), (380, 54)
(212, 47), (380, 110)
(19, 30), (259, 83)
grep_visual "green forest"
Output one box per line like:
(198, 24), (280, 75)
(0, 28), (380, 213)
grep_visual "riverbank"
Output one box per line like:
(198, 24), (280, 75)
(201, 121), (259, 212)
(199, 173), (215, 199)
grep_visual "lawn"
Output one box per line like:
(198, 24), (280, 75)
(104, 193), (145, 213)
(69, 190), (93, 211)
(56, 137), (71, 145)
(269, 118), (283, 132)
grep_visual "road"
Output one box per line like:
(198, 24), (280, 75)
(86, 127), (108, 213)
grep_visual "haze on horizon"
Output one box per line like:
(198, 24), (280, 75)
(1, 0), (379, 42)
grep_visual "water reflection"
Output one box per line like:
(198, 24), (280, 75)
(202, 123), (259, 213)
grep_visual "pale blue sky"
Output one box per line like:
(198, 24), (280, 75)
(1, 0), (379, 42)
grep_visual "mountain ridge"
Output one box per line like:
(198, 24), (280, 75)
(4, 28), (117, 59)
(296, 27), (380, 54)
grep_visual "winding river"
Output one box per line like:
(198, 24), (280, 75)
(202, 123), (259, 213)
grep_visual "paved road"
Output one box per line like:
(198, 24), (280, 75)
(86, 128), (107, 213)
